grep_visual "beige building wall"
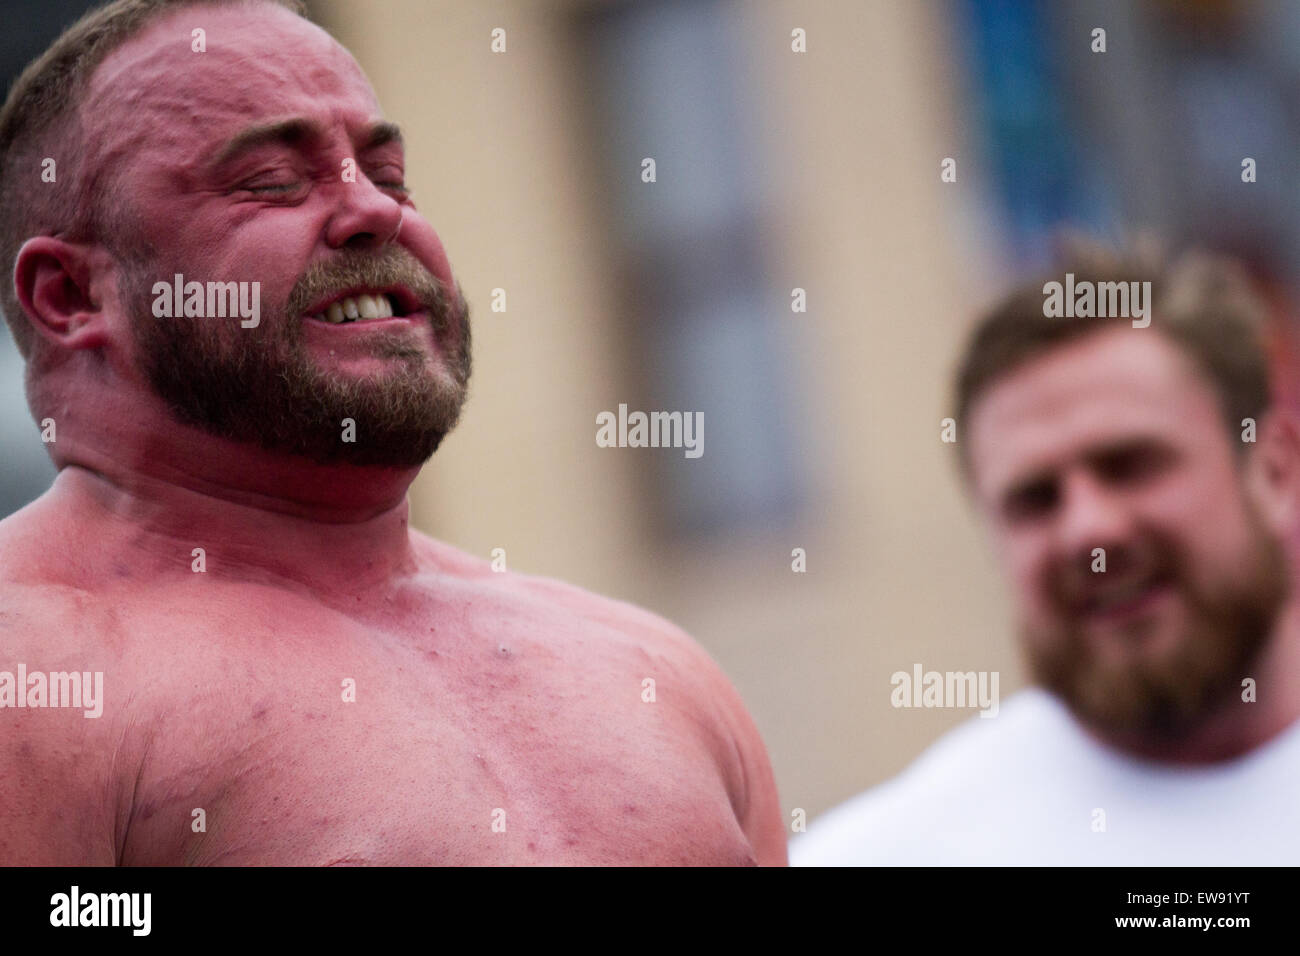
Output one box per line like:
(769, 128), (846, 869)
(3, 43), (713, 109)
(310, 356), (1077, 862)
(320, 0), (1020, 821)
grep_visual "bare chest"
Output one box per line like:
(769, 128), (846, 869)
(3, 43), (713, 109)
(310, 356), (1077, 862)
(110, 584), (753, 865)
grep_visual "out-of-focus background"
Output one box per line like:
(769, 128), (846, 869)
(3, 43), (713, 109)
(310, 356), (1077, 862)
(5, 0), (1300, 823)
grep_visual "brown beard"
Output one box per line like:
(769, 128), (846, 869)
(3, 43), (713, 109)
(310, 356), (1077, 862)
(1022, 505), (1286, 739)
(121, 246), (471, 467)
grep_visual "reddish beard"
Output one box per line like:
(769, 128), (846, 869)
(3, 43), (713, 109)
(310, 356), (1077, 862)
(1022, 511), (1286, 739)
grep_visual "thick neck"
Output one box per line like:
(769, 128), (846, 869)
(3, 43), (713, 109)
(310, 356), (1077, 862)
(40, 373), (422, 596)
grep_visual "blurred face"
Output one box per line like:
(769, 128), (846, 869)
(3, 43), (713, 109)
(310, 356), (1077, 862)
(968, 327), (1287, 739)
(84, 3), (470, 466)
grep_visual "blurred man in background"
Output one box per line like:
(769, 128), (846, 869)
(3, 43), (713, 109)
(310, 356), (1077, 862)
(795, 244), (1300, 865)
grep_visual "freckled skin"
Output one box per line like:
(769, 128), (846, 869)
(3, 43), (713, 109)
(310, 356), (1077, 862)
(0, 5), (785, 866)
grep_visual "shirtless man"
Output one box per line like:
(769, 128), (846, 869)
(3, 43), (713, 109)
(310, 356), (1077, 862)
(0, 0), (785, 866)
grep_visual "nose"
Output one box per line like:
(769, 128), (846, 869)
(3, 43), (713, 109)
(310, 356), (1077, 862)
(1054, 469), (1136, 563)
(323, 173), (404, 250)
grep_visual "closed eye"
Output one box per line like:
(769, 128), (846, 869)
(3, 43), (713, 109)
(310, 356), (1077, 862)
(365, 164), (410, 195)
(237, 171), (307, 197)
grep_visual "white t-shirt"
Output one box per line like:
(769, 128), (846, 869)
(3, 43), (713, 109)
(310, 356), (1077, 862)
(791, 688), (1300, 865)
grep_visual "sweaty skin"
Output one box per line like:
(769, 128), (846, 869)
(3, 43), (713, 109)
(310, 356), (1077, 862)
(0, 5), (786, 865)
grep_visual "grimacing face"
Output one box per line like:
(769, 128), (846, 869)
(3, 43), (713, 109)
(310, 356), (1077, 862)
(968, 326), (1287, 739)
(84, 3), (470, 466)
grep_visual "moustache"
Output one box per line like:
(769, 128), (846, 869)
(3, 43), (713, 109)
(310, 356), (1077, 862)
(1047, 538), (1180, 616)
(283, 248), (455, 333)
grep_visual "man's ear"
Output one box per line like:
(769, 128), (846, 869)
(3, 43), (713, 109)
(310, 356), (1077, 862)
(1246, 410), (1300, 535)
(13, 236), (111, 350)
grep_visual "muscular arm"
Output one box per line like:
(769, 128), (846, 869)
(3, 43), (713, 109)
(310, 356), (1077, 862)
(0, 588), (121, 866)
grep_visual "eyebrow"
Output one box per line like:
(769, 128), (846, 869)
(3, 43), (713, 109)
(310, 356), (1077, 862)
(210, 118), (323, 168)
(1083, 436), (1165, 464)
(209, 118), (404, 169)
(360, 121), (403, 151)
(997, 436), (1172, 504)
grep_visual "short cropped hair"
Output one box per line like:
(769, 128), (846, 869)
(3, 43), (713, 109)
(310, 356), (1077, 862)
(953, 240), (1274, 478)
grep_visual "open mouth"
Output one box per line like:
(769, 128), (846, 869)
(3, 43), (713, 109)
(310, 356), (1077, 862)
(1078, 572), (1174, 621)
(303, 290), (420, 325)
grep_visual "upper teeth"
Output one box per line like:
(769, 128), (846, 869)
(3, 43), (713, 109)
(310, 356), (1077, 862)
(313, 294), (396, 323)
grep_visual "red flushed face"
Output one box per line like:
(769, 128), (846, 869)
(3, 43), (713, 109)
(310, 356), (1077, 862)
(968, 327), (1287, 737)
(79, 3), (471, 466)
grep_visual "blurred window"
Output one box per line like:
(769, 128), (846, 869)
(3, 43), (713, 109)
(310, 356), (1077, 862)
(577, 0), (805, 536)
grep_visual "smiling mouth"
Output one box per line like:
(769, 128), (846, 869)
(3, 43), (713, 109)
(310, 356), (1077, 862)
(304, 292), (413, 324)
(1078, 572), (1174, 622)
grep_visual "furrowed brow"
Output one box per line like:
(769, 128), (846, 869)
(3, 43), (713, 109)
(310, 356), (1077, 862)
(209, 118), (327, 170)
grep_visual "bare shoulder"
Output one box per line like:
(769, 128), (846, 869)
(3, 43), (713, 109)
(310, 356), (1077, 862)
(411, 529), (728, 670)
(0, 486), (91, 592)
(409, 530), (788, 864)
(515, 567), (789, 864)
(0, 505), (125, 864)
(0, 496), (46, 582)
(0, 502), (74, 641)
(0, 497), (106, 648)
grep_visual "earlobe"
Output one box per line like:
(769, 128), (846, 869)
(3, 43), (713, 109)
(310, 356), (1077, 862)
(13, 236), (110, 350)
(1250, 412), (1300, 533)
